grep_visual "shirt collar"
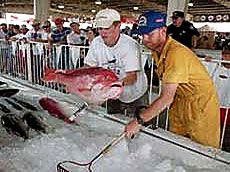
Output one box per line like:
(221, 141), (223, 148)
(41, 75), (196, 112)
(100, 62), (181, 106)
(152, 36), (173, 67)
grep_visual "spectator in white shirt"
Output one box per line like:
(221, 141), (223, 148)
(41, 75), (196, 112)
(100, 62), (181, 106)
(26, 19), (44, 42)
(67, 22), (85, 46)
(212, 48), (230, 126)
(41, 20), (51, 43)
(26, 19), (45, 83)
(19, 25), (29, 42)
(0, 23), (9, 40)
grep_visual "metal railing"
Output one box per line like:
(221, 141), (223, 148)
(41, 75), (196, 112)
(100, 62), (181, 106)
(0, 40), (89, 91)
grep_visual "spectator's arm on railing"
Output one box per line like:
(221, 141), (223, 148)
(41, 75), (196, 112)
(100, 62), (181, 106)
(204, 56), (212, 62)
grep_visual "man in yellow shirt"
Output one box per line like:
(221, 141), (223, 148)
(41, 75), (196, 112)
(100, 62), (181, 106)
(124, 11), (220, 148)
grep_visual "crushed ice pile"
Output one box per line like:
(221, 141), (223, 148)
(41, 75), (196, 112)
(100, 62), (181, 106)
(0, 77), (230, 172)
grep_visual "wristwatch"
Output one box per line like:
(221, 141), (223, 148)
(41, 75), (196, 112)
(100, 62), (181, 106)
(135, 105), (147, 125)
(135, 113), (145, 125)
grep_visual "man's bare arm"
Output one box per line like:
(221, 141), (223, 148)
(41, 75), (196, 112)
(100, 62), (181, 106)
(124, 82), (178, 138)
(140, 83), (178, 122)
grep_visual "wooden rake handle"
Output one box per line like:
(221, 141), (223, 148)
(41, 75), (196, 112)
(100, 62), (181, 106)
(90, 132), (126, 165)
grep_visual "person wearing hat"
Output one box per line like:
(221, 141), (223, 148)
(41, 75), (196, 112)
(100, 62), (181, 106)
(48, 17), (71, 69)
(167, 10), (200, 48)
(20, 25), (28, 36)
(41, 20), (51, 42)
(26, 19), (45, 83)
(67, 22), (85, 46)
(66, 22), (85, 68)
(26, 19), (43, 42)
(124, 11), (220, 148)
(84, 8), (148, 115)
(49, 17), (71, 45)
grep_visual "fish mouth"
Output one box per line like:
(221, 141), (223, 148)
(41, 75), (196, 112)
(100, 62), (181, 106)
(111, 84), (123, 88)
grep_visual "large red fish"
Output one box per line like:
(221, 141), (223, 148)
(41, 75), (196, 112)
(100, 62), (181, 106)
(38, 97), (74, 123)
(42, 67), (124, 105)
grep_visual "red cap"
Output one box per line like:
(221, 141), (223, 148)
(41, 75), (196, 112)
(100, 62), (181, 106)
(54, 17), (64, 25)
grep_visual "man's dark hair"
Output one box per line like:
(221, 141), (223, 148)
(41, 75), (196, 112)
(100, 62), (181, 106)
(223, 45), (230, 54)
(13, 25), (20, 30)
(0, 23), (7, 28)
(70, 22), (80, 27)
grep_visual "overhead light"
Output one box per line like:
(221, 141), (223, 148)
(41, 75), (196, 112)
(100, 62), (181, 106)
(133, 6), (139, 10)
(188, 3), (193, 7)
(91, 9), (96, 13)
(95, 1), (102, 5)
(58, 5), (64, 9)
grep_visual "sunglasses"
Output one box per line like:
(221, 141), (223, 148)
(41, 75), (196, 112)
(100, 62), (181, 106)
(32, 24), (40, 27)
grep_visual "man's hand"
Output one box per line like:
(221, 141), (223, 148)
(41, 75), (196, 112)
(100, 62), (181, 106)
(124, 119), (142, 139)
(204, 56), (212, 62)
(122, 71), (137, 86)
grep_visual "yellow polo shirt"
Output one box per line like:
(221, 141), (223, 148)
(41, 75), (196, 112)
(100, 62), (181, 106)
(152, 37), (220, 148)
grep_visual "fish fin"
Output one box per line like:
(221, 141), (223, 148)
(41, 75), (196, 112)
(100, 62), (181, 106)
(42, 68), (56, 81)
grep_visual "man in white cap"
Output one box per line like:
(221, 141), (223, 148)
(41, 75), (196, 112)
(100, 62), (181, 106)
(84, 9), (148, 116)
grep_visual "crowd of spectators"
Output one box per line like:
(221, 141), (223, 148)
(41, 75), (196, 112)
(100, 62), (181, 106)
(213, 32), (230, 50)
(1, 13), (230, 74)
(2, 13), (230, 52)
(0, 18), (99, 73)
(0, 18), (97, 47)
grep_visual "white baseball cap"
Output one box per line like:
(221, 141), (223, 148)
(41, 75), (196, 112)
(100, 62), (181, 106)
(95, 9), (120, 28)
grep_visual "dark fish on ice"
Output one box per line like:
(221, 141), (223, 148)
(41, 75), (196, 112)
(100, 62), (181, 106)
(11, 97), (38, 111)
(38, 97), (74, 124)
(0, 80), (8, 87)
(1, 114), (29, 139)
(4, 98), (23, 111)
(0, 89), (19, 97)
(22, 112), (47, 133)
(0, 103), (11, 113)
(42, 67), (123, 105)
(0, 81), (6, 85)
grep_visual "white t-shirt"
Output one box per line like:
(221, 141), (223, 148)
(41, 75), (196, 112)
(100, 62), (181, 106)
(213, 65), (230, 107)
(26, 28), (44, 41)
(41, 31), (49, 41)
(201, 61), (218, 78)
(0, 30), (8, 39)
(67, 32), (85, 45)
(84, 34), (148, 103)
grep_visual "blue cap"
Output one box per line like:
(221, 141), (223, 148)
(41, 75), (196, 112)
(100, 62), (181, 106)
(137, 11), (166, 35)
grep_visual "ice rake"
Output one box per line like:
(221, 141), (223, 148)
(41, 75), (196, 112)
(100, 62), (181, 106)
(57, 132), (125, 172)
(68, 101), (88, 122)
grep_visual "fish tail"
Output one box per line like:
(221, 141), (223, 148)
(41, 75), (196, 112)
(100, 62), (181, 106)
(42, 68), (57, 81)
